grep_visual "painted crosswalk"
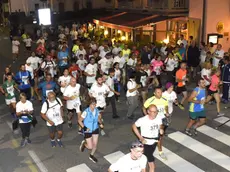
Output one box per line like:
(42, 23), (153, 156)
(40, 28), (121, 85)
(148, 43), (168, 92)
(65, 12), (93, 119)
(214, 116), (230, 127)
(66, 124), (230, 172)
(168, 131), (230, 171)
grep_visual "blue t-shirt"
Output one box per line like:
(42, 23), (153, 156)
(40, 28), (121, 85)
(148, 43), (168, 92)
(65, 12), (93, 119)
(58, 51), (69, 67)
(15, 71), (31, 90)
(38, 81), (59, 98)
(189, 87), (206, 112)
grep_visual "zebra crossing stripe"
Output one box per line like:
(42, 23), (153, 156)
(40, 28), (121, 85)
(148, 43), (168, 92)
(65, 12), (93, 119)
(66, 163), (93, 172)
(168, 131), (230, 171)
(154, 147), (204, 172)
(197, 125), (230, 146)
(214, 116), (230, 127)
(104, 151), (125, 164)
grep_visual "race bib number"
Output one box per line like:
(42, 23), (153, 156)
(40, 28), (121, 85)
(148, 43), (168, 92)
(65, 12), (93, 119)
(22, 76), (28, 85)
(7, 85), (14, 96)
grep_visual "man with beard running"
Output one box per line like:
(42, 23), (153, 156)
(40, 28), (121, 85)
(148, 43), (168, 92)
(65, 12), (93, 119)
(185, 78), (206, 136)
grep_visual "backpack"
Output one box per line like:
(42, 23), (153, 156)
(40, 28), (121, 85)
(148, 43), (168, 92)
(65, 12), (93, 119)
(45, 98), (61, 113)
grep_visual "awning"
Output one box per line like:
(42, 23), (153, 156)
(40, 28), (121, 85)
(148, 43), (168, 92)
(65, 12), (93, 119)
(94, 12), (185, 32)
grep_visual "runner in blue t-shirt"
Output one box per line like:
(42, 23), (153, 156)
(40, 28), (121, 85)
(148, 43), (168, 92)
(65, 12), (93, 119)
(37, 73), (59, 102)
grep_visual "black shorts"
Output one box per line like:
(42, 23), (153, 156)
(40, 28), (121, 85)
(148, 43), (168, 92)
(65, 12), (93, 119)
(47, 124), (63, 133)
(97, 107), (105, 112)
(67, 105), (82, 114)
(84, 128), (99, 139)
(208, 89), (218, 96)
(176, 86), (187, 94)
(30, 79), (35, 87)
(144, 143), (158, 162)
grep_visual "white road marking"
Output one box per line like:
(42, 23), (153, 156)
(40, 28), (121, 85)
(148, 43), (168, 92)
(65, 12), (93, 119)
(0, 113), (10, 119)
(28, 150), (48, 172)
(214, 116), (230, 127)
(168, 131), (230, 171)
(197, 125), (230, 146)
(154, 146), (204, 172)
(6, 121), (12, 130)
(104, 151), (125, 164)
(66, 163), (93, 172)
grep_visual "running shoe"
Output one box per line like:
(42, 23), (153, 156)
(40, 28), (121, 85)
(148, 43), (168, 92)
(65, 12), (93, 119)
(80, 140), (86, 152)
(112, 115), (120, 119)
(185, 129), (192, 136)
(159, 152), (167, 161)
(193, 128), (198, 136)
(57, 140), (63, 147)
(89, 154), (98, 163)
(20, 139), (27, 147)
(51, 140), (56, 148)
(26, 138), (31, 144)
(78, 130), (83, 135)
(217, 112), (225, 117)
(178, 103), (185, 110)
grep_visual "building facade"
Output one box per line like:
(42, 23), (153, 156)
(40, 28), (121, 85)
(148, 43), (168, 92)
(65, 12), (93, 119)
(189, 0), (230, 51)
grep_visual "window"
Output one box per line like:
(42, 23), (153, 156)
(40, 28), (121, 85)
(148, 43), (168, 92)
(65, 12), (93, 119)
(35, 4), (39, 11)
(73, 1), (80, 11)
(59, 2), (65, 12)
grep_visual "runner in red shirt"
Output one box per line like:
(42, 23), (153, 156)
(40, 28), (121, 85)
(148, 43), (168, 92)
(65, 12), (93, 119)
(68, 59), (81, 80)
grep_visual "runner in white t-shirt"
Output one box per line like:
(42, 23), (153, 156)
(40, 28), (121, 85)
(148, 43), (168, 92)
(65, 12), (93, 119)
(12, 37), (20, 62)
(84, 57), (98, 88)
(41, 91), (64, 148)
(58, 69), (71, 93)
(63, 77), (81, 129)
(132, 104), (164, 172)
(108, 141), (147, 172)
(89, 75), (110, 111)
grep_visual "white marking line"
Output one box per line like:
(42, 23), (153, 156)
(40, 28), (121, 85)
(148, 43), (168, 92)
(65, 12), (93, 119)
(104, 151), (125, 164)
(6, 121), (12, 130)
(154, 147), (204, 172)
(66, 163), (93, 172)
(168, 131), (230, 171)
(197, 125), (230, 146)
(214, 116), (230, 127)
(28, 150), (48, 172)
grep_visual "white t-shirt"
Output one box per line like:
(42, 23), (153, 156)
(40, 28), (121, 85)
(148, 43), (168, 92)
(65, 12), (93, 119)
(127, 58), (136, 67)
(109, 153), (147, 172)
(90, 43), (97, 51)
(160, 46), (167, 56)
(16, 100), (34, 124)
(24, 38), (32, 47)
(76, 49), (87, 59)
(113, 56), (126, 68)
(106, 76), (115, 97)
(135, 115), (162, 145)
(98, 45), (104, 52)
(26, 56), (42, 70)
(76, 59), (88, 71)
(112, 47), (122, 55)
(213, 49), (224, 67)
(90, 83), (110, 108)
(115, 68), (121, 81)
(36, 38), (45, 46)
(41, 60), (56, 77)
(98, 58), (113, 74)
(162, 91), (177, 114)
(12, 40), (20, 53)
(58, 75), (71, 93)
(85, 63), (98, 84)
(165, 58), (177, 72)
(126, 79), (138, 97)
(177, 39), (187, 48)
(201, 68), (211, 86)
(41, 98), (63, 126)
(63, 84), (81, 110)
(25, 64), (34, 79)
(58, 33), (65, 40)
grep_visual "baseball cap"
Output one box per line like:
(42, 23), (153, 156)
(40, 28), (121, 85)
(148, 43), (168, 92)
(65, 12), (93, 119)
(130, 141), (144, 149)
(165, 82), (173, 89)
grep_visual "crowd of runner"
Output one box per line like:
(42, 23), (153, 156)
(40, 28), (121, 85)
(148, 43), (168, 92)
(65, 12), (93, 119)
(0, 22), (230, 172)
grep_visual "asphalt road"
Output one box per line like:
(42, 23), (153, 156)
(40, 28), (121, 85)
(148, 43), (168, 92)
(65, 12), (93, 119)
(0, 37), (230, 172)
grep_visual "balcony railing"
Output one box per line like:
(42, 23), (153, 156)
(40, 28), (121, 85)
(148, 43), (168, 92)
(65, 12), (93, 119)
(117, 0), (189, 10)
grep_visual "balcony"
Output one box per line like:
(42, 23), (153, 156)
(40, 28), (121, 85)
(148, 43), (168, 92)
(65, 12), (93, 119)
(116, 0), (189, 12)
